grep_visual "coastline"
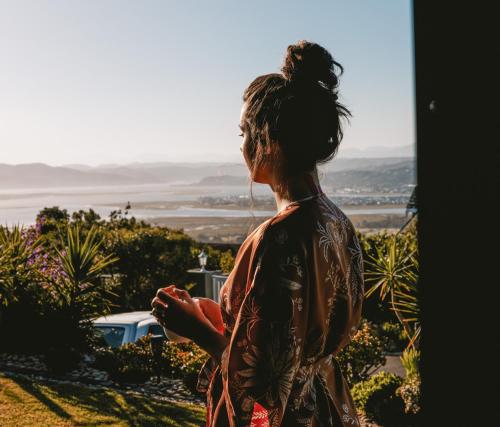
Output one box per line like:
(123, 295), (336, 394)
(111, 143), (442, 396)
(145, 213), (407, 243)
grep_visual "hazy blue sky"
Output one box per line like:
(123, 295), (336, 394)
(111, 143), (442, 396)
(0, 0), (414, 166)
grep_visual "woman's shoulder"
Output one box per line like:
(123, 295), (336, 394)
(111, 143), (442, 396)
(258, 195), (360, 255)
(257, 204), (310, 254)
(242, 200), (320, 260)
(241, 204), (302, 242)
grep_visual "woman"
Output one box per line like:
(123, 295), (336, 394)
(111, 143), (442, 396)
(151, 40), (364, 427)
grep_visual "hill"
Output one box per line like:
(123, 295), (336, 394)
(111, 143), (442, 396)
(0, 157), (415, 192)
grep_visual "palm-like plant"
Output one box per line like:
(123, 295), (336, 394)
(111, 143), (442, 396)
(392, 259), (420, 349)
(0, 230), (11, 306)
(51, 223), (119, 320)
(400, 347), (420, 379)
(364, 235), (420, 349)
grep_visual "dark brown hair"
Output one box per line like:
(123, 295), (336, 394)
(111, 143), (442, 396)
(242, 40), (351, 199)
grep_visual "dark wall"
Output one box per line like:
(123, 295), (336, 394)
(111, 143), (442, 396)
(414, 1), (498, 425)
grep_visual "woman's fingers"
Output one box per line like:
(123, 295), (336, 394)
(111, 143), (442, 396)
(151, 297), (170, 324)
(162, 284), (176, 294)
(151, 296), (167, 311)
(156, 285), (176, 300)
(174, 288), (194, 304)
(157, 288), (180, 306)
(151, 306), (163, 320)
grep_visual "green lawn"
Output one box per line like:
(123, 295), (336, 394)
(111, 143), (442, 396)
(0, 373), (206, 426)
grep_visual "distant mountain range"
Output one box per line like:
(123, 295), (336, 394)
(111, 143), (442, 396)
(336, 144), (415, 158)
(0, 163), (140, 188)
(193, 159), (415, 192)
(0, 156), (415, 191)
(323, 159), (415, 192)
(0, 162), (244, 188)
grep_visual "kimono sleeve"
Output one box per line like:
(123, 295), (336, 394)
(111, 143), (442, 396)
(221, 224), (308, 426)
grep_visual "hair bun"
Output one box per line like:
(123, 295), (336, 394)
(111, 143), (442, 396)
(281, 40), (342, 91)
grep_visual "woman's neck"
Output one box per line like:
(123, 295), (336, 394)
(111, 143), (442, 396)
(271, 168), (324, 213)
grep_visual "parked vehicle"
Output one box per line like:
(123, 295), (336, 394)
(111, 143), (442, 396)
(92, 311), (165, 348)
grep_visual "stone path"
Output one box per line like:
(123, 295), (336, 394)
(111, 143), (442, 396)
(0, 353), (204, 406)
(371, 353), (405, 378)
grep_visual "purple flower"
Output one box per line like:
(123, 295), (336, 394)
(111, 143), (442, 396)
(35, 216), (45, 234)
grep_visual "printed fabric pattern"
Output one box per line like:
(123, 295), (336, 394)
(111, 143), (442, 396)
(198, 194), (364, 427)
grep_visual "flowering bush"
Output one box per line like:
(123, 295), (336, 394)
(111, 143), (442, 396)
(336, 319), (386, 386)
(397, 348), (421, 418)
(397, 375), (421, 415)
(0, 224), (46, 307)
(0, 222), (60, 352)
(0, 219), (118, 359)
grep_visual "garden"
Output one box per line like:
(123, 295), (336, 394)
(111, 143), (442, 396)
(0, 206), (420, 426)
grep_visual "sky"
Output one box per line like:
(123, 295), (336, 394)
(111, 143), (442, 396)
(0, 0), (414, 166)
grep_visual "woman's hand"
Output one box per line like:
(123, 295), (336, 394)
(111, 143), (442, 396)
(151, 286), (229, 363)
(151, 287), (214, 342)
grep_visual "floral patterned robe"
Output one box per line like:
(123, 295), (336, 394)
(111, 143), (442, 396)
(197, 192), (364, 427)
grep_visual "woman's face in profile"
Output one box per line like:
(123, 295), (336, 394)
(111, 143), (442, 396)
(239, 102), (272, 184)
(238, 103), (251, 167)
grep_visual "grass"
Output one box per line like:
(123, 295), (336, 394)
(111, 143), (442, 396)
(0, 372), (206, 426)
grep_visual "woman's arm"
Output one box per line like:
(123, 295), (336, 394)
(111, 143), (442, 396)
(219, 224), (308, 425)
(191, 320), (229, 364)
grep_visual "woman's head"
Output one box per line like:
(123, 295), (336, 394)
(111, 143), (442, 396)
(240, 40), (351, 198)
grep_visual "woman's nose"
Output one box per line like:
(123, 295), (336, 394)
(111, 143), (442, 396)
(240, 145), (243, 152)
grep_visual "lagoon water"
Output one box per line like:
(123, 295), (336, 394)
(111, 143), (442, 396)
(0, 183), (405, 226)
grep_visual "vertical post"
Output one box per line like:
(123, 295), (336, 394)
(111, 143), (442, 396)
(413, 1), (497, 424)
(186, 268), (222, 300)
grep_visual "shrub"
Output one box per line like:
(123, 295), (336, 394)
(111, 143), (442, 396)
(162, 341), (209, 394)
(380, 321), (407, 353)
(219, 249), (235, 274)
(0, 224), (48, 353)
(397, 375), (421, 416)
(0, 225), (44, 308)
(0, 222), (117, 357)
(337, 320), (386, 386)
(352, 372), (405, 427)
(92, 346), (119, 375)
(92, 335), (209, 391)
(93, 336), (154, 383)
(397, 348), (421, 420)
(106, 227), (195, 311)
